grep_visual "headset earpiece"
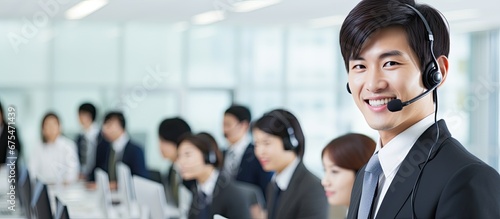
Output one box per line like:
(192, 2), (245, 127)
(346, 83), (352, 94)
(423, 60), (442, 89)
(205, 150), (216, 165)
(265, 111), (299, 151)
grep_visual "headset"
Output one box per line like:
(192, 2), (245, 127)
(197, 134), (217, 165)
(404, 4), (442, 219)
(265, 111), (299, 151)
(205, 149), (217, 165)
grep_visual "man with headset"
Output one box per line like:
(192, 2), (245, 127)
(340, 0), (500, 218)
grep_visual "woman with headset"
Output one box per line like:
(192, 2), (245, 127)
(321, 133), (375, 208)
(176, 132), (251, 219)
(252, 109), (328, 219)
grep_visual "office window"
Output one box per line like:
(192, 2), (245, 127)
(287, 28), (335, 87)
(0, 21), (49, 86)
(53, 22), (119, 85)
(123, 23), (182, 86)
(188, 26), (235, 87)
(185, 90), (232, 147)
(240, 27), (284, 87)
(440, 34), (471, 144)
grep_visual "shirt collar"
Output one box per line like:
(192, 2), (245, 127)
(112, 133), (129, 153)
(45, 136), (64, 147)
(376, 114), (436, 179)
(275, 157), (300, 191)
(228, 134), (250, 158)
(84, 123), (100, 139)
(199, 169), (219, 197)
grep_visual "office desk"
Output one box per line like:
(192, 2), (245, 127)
(0, 180), (144, 219)
(48, 182), (107, 218)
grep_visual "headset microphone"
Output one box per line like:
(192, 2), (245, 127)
(387, 81), (440, 112)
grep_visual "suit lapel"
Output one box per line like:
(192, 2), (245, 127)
(376, 120), (450, 218)
(275, 162), (306, 218)
(347, 167), (365, 219)
(237, 143), (253, 175)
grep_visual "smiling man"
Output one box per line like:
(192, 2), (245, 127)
(340, 0), (500, 218)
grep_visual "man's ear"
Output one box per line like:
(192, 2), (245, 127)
(437, 55), (449, 87)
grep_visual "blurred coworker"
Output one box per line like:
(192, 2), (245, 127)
(75, 102), (103, 179)
(253, 109), (328, 219)
(0, 101), (22, 165)
(223, 105), (272, 202)
(89, 111), (148, 189)
(321, 133), (375, 208)
(177, 132), (251, 219)
(30, 112), (79, 184)
(158, 117), (193, 209)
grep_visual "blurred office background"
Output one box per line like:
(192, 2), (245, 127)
(0, 0), (499, 176)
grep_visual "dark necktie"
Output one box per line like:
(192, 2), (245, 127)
(108, 147), (117, 181)
(270, 182), (282, 219)
(198, 191), (210, 219)
(80, 136), (88, 165)
(170, 168), (180, 206)
(358, 153), (383, 219)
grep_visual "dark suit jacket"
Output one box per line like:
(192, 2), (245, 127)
(75, 131), (105, 167)
(0, 125), (21, 164)
(347, 120), (500, 219)
(225, 143), (273, 202)
(188, 173), (252, 219)
(267, 161), (328, 219)
(88, 139), (149, 181)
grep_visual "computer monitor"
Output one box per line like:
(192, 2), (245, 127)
(30, 181), (53, 219)
(54, 196), (70, 219)
(95, 168), (116, 218)
(117, 162), (136, 204)
(116, 162), (139, 217)
(132, 175), (170, 219)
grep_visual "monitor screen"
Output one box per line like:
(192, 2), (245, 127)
(54, 196), (70, 219)
(30, 181), (53, 219)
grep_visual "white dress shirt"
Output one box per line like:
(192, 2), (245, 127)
(30, 136), (80, 184)
(373, 114), (436, 217)
(80, 123), (100, 174)
(223, 135), (250, 177)
(198, 169), (219, 203)
(274, 157), (300, 191)
(112, 133), (129, 161)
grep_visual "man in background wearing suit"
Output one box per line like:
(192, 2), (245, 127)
(158, 117), (193, 208)
(75, 102), (102, 180)
(88, 111), (148, 189)
(222, 105), (272, 203)
(340, 0), (500, 218)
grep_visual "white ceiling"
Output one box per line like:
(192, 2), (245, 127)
(0, 0), (499, 32)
